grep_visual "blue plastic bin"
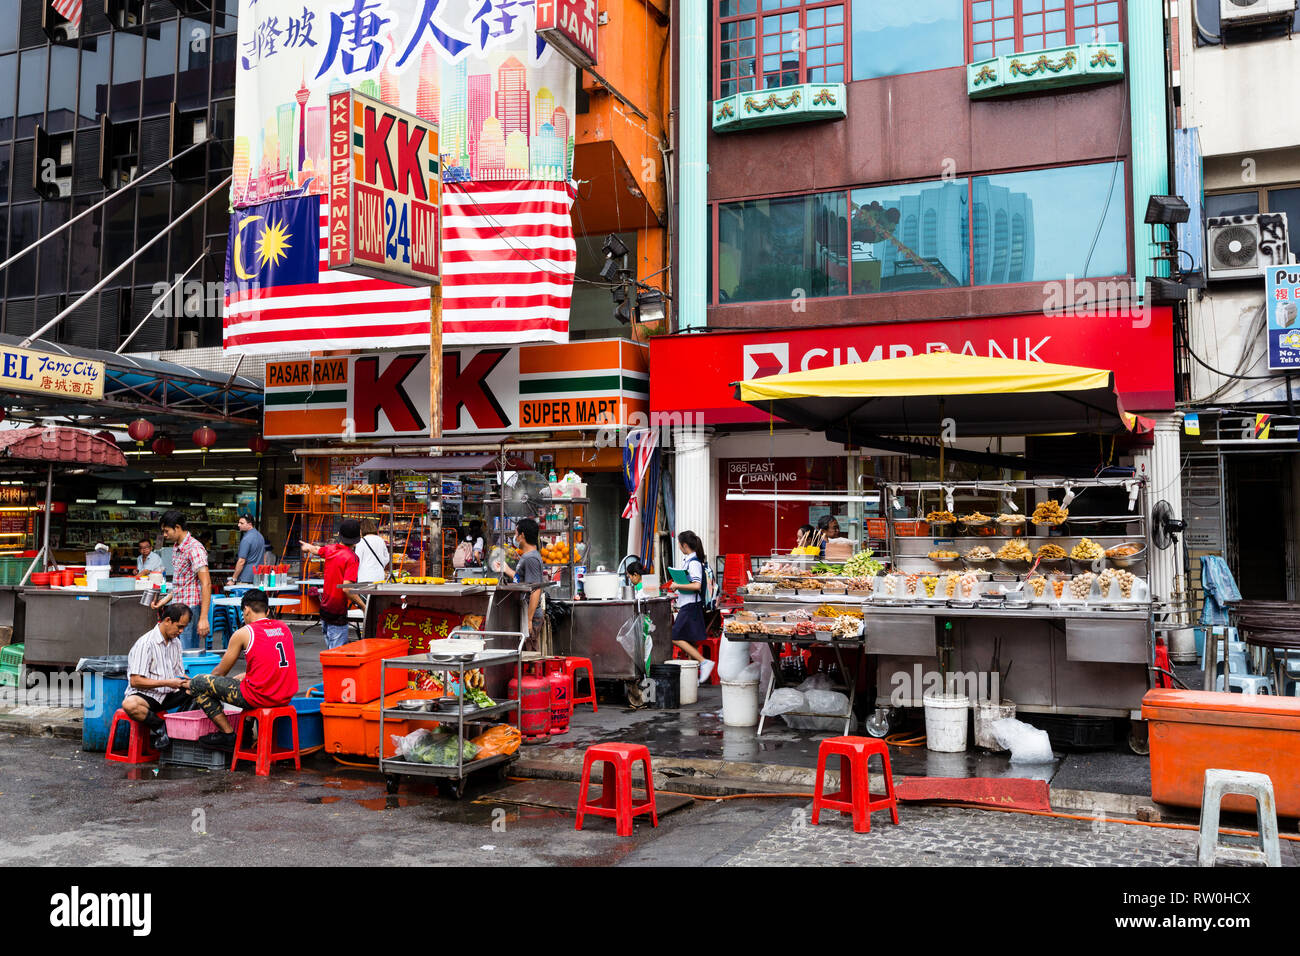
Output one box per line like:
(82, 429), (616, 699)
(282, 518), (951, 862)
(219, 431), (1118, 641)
(183, 652), (223, 678)
(82, 675), (129, 752)
(273, 694), (324, 752)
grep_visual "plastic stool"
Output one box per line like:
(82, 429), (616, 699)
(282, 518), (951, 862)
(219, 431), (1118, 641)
(575, 743), (658, 836)
(105, 709), (159, 764)
(812, 736), (900, 834)
(1226, 674), (1275, 695)
(230, 705), (300, 776)
(672, 638), (722, 684)
(564, 656), (597, 713)
(1198, 769), (1281, 867)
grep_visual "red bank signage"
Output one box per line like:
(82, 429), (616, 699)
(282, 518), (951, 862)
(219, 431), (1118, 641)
(650, 308), (1176, 424)
(536, 0), (599, 69)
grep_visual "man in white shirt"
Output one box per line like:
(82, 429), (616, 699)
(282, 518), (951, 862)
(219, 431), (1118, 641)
(136, 538), (163, 575)
(121, 604), (194, 751)
(356, 518), (390, 584)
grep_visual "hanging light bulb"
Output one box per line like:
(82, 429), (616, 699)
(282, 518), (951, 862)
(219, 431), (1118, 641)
(1060, 482), (1077, 509)
(1126, 480), (1140, 512)
(944, 485), (955, 513)
(1001, 490), (1019, 513)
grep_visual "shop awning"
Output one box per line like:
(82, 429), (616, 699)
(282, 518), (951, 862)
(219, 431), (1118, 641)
(733, 352), (1151, 438)
(0, 334), (263, 428)
(354, 454), (533, 472)
(0, 426), (127, 468)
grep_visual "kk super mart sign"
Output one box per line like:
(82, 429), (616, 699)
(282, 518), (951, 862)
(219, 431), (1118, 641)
(329, 90), (440, 285)
(264, 338), (647, 439)
(650, 308), (1176, 424)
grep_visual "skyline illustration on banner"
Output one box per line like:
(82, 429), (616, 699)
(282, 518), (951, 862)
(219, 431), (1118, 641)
(233, 0), (576, 208)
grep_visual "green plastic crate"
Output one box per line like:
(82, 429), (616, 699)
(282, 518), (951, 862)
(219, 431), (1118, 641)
(0, 644), (23, 669)
(0, 557), (27, 586)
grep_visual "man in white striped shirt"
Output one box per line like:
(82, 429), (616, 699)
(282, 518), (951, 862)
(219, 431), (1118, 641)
(121, 604), (195, 751)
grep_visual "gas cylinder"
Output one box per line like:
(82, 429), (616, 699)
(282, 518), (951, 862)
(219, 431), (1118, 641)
(509, 662), (551, 741)
(545, 657), (572, 735)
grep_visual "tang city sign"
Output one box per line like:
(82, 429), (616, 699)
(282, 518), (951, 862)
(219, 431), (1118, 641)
(329, 90), (440, 285)
(0, 344), (104, 400)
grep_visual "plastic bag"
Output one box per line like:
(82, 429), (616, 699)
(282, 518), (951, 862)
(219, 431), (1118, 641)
(738, 662), (761, 682)
(471, 724), (522, 760)
(991, 717), (1055, 764)
(760, 687), (806, 717)
(616, 614), (653, 676)
(749, 641), (774, 695)
(75, 655), (129, 677)
(797, 673), (835, 693)
(804, 689), (849, 716)
(718, 635), (751, 682)
(783, 714), (854, 732)
(391, 728), (479, 766)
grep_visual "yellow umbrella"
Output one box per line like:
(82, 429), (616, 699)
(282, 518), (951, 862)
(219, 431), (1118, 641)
(733, 351), (1141, 438)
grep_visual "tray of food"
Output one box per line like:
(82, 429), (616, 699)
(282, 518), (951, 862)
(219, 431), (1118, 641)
(925, 511), (957, 535)
(928, 549), (962, 567)
(1096, 568), (1139, 601)
(1069, 537), (1106, 573)
(964, 545), (996, 568)
(1104, 543), (1147, 568)
(995, 513), (1026, 535)
(1031, 499), (1069, 527)
(996, 539), (1033, 572)
(1033, 542), (1069, 570)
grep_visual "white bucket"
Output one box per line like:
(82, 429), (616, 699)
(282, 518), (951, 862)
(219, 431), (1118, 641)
(923, 693), (970, 752)
(974, 699), (1016, 750)
(721, 679), (759, 727)
(675, 660), (699, 705)
(86, 566), (111, 589)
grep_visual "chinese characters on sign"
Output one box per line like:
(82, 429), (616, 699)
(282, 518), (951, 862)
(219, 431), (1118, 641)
(329, 90), (441, 284)
(0, 346), (104, 400)
(535, 0), (597, 68)
(1267, 267), (1300, 371)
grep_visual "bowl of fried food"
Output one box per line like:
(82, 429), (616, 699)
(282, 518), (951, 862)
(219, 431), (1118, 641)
(1070, 536), (1106, 572)
(928, 549), (962, 568)
(995, 513), (1027, 536)
(1031, 499), (1069, 526)
(996, 538), (1033, 572)
(1104, 542), (1147, 569)
(963, 545), (996, 568)
(925, 510), (957, 534)
(1034, 542), (1069, 570)
(960, 511), (992, 527)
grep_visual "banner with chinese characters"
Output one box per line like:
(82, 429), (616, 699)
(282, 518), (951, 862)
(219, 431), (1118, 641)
(0, 345), (104, 400)
(233, 0), (576, 206)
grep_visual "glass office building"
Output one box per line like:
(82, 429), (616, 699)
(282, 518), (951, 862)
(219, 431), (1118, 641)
(0, 0), (237, 351)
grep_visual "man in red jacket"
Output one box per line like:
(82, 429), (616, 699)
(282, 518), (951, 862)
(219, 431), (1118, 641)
(191, 589), (299, 750)
(301, 518), (363, 649)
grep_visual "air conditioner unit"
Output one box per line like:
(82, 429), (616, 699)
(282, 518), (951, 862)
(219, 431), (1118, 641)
(1220, 0), (1299, 27)
(1206, 212), (1292, 279)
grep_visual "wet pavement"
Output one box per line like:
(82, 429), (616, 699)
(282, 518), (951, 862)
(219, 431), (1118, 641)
(547, 684), (1149, 795)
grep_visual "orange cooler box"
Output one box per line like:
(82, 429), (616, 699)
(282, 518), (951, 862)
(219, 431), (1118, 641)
(320, 638), (409, 704)
(321, 690), (442, 758)
(1143, 689), (1300, 816)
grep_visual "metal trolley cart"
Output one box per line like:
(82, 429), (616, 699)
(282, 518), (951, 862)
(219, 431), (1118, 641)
(379, 628), (526, 799)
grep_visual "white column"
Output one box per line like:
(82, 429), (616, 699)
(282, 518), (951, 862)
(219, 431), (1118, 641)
(1139, 412), (1195, 661)
(673, 425), (714, 558)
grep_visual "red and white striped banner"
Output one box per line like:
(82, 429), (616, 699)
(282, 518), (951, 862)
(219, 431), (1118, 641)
(223, 181), (576, 353)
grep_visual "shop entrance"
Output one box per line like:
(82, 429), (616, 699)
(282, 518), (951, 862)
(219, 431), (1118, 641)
(1225, 454), (1297, 601)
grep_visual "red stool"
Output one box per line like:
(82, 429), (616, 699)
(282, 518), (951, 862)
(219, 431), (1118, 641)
(105, 709), (159, 764)
(564, 656), (597, 713)
(812, 736), (900, 834)
(575, 743), (658, 836)
(230, 706), (300, 776)
(673, 638), (722, 684)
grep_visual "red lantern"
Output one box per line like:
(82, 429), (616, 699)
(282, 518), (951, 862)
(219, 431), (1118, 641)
(95, 430), (117, 445)
(0, 407), (6, 423)
(151, 436), (176, 457)
(248, 436), (270, 457)
(127, 419), (155, 447)
(192, 426), (217, 451)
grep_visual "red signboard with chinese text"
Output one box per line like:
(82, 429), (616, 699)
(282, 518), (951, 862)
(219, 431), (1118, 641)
(650, 308), (1176, 423)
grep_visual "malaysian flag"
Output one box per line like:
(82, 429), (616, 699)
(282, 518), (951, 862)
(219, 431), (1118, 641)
(51, 0), (81, 29)
(223, 181), (577, 353)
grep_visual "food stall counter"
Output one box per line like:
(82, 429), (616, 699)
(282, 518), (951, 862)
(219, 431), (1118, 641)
(551, 596), (675, 680)
(19, 587), (157, 670)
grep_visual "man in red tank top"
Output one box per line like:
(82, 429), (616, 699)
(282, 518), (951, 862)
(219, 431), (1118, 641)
(190, 589), (299, 750)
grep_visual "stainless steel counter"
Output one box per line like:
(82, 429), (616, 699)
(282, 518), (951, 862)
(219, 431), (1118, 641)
(19, 588), (158, 669)
(552, 596), (675, 680)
